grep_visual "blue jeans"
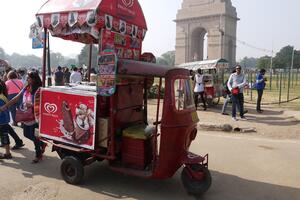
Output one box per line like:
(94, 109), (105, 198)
(8, 93), (19, 123)
(231, 93), (244, 118)
(23, 123), (44, 158)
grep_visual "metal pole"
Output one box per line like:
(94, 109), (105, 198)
(250, 72), (253, 101)
(296, 69), (299, 86)
(279, 72), (282, 104)
(290, 47), (295, 88)
(87, 44), (92, 82)
(42, 28), (47, 87)
(287, 68), (291, 101)
(270, 54), (273, 91)
(47, 32), (52, 86)
(276, 73), (279, 89)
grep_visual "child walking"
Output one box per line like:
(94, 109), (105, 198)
(0, 80), (13, 159)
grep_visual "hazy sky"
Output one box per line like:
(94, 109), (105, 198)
(0, 0), (299, 60)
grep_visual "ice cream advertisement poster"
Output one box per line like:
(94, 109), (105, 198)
(39, 89), (96, 150)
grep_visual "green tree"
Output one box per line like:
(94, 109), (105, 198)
(157, 51), (175, 66)
(0, 47), (7, 60)
(78, 44), (98, 69)
(239, 57), (257, 69)
(50, 52), (65, 68)
(256, 56), (271, 70)
(9, 53), (41, 68)
(273, 45), (294, 69)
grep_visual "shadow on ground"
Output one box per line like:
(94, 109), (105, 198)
(1, 147), (300, 200)
(0, 147), (61, 180)
(72, 163), (300, 200)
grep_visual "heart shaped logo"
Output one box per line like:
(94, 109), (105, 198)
(122, 0), (134, 8)
(44, 103), (58, 114)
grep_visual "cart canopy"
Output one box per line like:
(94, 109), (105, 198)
(179, 59), (229, 71)
(36, 0), (147, 44)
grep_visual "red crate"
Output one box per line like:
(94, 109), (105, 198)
(121, 136), (153, 169)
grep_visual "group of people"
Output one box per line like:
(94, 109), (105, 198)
(222, 65), (266, 121)
(0, 67), (46, 163)
(192, 64), (267, 121)
(53, 65), (96, 86)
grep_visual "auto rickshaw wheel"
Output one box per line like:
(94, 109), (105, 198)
(61, 156), (84, 185)
(181, 164), (212, 197)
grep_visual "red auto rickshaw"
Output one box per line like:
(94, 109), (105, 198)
(34, 0), (211, 198)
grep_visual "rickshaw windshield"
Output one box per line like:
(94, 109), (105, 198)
(174, 79), (195, 111)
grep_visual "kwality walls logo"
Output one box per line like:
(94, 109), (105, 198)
(118, 0), (135, 16)
(44, 102), (58, 114)
(121, 0), (134, 8)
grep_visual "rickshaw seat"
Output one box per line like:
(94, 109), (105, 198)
(122, 124), (154, 140)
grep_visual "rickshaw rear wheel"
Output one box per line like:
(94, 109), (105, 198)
(181, 164), (212, 198)
(61, 156), (84, 185)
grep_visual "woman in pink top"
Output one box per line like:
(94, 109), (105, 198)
(5, 71), (23, 126)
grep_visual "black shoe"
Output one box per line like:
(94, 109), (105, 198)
(12, 143), (25, 150)
(257, 110), (263, 113)
(222, 112), (229, 115)
(0, 153), (12, 159)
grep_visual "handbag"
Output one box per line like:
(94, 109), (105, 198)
(15, 104), (35, 123)
(231, 87), (239, 95)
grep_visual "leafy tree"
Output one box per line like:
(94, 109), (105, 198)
(157, 51), (175, 66)
(156, 57), (169, 65)
(273, 45), (295, 69)
(50, 52), (65, 68)
(239, 57), (257, 68)
(9, 53), (41, 68)
(0, 47), (7, 60)
(78, 44), (98, 69)
(256, 56), (271, 70)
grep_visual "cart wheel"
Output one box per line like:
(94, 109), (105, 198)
(181, 164), (212, 198)
(61, 156), (84, 185)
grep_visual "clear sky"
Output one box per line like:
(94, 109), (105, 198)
(0, 0), (299, 60)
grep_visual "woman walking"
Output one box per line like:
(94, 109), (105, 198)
(0, 71), (46, 163)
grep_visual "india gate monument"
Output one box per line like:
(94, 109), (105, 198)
(175, 0), (239, 66)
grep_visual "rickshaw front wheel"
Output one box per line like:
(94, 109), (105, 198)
(61, 156), (84, 185)
(181, 164), (212, 198)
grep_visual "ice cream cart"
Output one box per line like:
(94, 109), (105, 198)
(35, 0), (211, 198)
(179, 59), (229, 106)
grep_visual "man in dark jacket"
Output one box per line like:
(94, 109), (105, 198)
(54, 66), (64, 86)
(256, 69), (266, 113)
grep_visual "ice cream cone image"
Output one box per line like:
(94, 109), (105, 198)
(73, 104), (94, 143)
(62, 101), (75, 133)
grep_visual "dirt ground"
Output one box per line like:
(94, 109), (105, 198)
(196, 102), (300, 140)
(0, 100), (299, 200)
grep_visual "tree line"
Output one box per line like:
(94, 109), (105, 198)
(0, 45), (298, 70)
(239, 45), (300, 69)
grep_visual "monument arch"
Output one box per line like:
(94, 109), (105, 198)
(175, 0), (239, 66)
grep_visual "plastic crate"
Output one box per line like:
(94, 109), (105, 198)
(121, 136), (152, 169)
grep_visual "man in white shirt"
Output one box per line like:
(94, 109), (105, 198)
(193, 69), (207, 111)
(70, 67), (82, 83)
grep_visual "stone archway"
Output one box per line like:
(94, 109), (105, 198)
(191, 27), (208, 61)
(175, 0), (239, 66)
